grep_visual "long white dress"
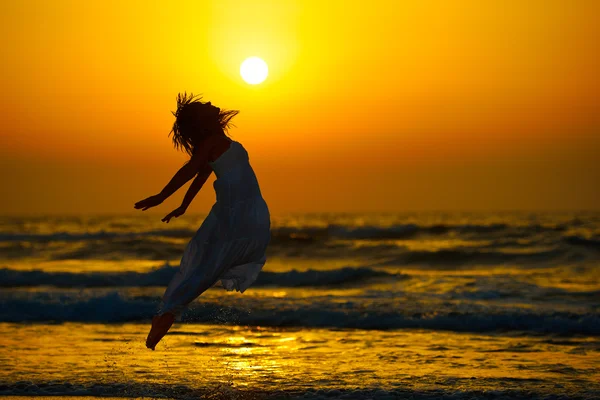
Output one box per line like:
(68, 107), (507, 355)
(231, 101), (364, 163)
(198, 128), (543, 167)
(159, 140), (271, 316)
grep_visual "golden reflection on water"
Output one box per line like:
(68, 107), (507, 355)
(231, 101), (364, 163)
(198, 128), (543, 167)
(1, 322), (598, 394)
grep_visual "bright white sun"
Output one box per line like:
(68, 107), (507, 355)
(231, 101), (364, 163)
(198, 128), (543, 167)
(240, 57), (268, 84)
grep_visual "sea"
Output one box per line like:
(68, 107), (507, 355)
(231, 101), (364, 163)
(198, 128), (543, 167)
(0, 212), (599, 399)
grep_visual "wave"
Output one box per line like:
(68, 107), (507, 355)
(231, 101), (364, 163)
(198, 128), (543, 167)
(374, 248), (569, 267)
(0, 265), (399, 288)
(1, 291), (598, 336)
(255, 267), (400, 287)
(329, 223), (519, 238)
(0, 222), (570, 244)
(564, 235), (600, 250)
(273, 223), (567, 241)
(327, 222), (570, 239)
(1, 222), (593, 265)
(0, 244), (582, 268)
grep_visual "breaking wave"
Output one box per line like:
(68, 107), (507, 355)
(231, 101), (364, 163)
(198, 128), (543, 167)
(0, 291), (597, 336)
(0, 265), (400, 288)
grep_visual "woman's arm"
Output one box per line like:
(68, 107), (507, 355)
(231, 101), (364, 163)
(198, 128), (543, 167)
(134, 162), (197, 211)
(134, 154), (208, 211)
(181, 166), (212, 209)
(161, 166), (212, 223)
(158, 136), (219, 200)
(134, 135), (217, 212)
(158, 161), (198, 200)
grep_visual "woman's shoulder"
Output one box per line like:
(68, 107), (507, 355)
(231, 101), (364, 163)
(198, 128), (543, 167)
(206, 134), (234, 163)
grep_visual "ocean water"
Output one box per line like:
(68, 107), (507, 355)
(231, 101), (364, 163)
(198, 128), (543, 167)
(0, 212), (599, 399)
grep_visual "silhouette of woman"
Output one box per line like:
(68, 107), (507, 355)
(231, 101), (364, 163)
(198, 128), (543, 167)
(134, 93), (271, 350)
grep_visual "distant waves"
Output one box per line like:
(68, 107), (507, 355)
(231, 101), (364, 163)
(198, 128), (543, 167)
(1, 221), (598, 265)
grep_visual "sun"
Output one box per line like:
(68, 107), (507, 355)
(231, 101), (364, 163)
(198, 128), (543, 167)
(240, 57), (268, 85)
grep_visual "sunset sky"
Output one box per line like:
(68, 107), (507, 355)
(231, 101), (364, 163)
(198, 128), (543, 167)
(1, 0), (598, 214)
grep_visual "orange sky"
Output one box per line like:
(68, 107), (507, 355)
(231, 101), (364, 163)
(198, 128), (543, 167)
(1, 0), (599, 214)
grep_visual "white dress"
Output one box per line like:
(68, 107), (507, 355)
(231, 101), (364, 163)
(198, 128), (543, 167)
(159, 140), (271, 316)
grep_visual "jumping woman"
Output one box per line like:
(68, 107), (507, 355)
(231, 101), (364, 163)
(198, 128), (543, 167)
(134, 93), (271, 350)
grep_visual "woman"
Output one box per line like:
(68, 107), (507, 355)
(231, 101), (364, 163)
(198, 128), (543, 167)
(134, 93), (271, 350)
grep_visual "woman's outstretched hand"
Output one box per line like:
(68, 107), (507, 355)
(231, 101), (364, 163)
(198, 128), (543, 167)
(134, 194), (164, 211)
(162, 206), (186, 223)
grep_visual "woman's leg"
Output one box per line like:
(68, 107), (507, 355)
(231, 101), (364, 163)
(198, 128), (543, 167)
(146, 312), (176, 350)
(146, 213), (224, 350)
(146, 268), (222, 350)
(146, 238), (248, 350)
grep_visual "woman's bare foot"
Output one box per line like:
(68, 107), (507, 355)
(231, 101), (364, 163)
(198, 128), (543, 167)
(146, 312), (176, 350)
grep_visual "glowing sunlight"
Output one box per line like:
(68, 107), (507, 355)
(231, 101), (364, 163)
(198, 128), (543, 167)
(240, 57), (269, 84)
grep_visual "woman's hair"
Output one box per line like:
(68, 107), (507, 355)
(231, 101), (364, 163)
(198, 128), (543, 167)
(169, 92), (239, 156)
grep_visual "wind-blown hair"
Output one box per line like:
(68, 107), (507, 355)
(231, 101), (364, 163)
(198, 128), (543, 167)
(169, 92), (239, 156)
